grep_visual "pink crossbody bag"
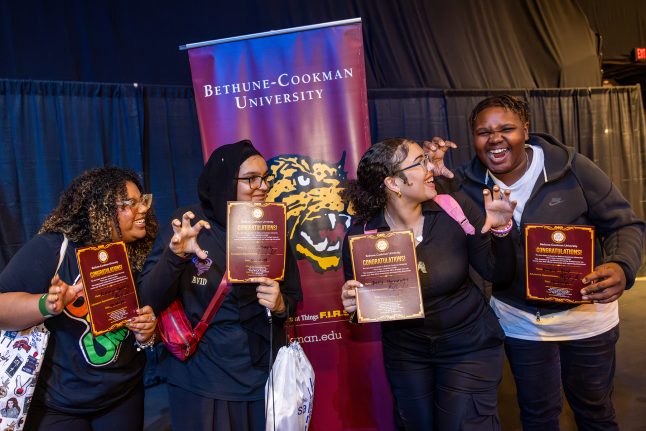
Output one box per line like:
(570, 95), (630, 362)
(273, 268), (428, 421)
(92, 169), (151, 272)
(157, 273), (230, 361)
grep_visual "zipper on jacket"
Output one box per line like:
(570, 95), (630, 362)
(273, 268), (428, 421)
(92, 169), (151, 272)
(535, 309), (541, 322)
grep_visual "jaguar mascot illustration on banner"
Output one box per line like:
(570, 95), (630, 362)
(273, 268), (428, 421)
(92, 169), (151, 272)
(267, 152), (352, 273)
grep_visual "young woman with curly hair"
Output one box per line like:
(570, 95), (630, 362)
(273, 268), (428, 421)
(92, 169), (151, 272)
(340, 138), (517, 430)
(0, 166), (159, 431)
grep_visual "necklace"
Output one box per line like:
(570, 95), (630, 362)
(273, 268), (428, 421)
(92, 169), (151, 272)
(384, 208), (424, 243)
(522, 144), (531, 174)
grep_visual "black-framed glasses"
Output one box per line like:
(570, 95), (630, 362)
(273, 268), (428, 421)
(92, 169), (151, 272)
(394, 153), (431, 174)
(234, 174), (274, 189)
(117, 194), (153, 211)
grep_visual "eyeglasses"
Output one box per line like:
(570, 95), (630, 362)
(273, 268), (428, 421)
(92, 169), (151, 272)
(394, 153), (431, 174)
(234, 174), (274, 189)
(117, 194), (153, 211)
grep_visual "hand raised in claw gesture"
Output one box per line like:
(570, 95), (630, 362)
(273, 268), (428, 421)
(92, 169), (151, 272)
(169, 211), (211, 259)
(481, 185), (517, 234)
(422, 137), (458, 179)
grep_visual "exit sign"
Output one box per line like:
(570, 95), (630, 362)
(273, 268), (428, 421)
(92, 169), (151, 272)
(634, 48), (646, 62)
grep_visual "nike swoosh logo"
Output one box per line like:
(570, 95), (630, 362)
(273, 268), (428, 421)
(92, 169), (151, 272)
(548, 198), (564, 206)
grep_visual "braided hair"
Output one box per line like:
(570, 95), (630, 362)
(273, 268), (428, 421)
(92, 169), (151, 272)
(341, 138), (413, 224)
(468, 94), (530, 131)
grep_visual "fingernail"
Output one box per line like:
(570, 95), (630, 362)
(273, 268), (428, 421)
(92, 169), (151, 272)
(582, 296), (589, 301)
(582, 278), (588, 284)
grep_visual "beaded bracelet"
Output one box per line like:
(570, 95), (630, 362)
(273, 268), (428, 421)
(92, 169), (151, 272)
(135, 333), (157, 352)
(38, 293), (53, 318)
(490, 220), (513, 237)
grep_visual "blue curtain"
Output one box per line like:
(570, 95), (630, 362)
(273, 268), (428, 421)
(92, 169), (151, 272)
(0, 80), (201, 269)
(141, 85), (203, 227)
(0, 80), (143, 265)
(1, 80), (644, 270)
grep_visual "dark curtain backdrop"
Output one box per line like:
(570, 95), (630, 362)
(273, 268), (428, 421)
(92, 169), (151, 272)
(1, 80), (644, 270)
(370, 87), (646, 226)
(0, 80), (143, 264)
(141, 85), (204, 226)
(0, 0), (603, 89)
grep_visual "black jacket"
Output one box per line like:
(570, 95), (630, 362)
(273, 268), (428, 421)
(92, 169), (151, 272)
(342, 193), (515, 337)
(139, 140), (302, 400)
(452, 133), (645, 315)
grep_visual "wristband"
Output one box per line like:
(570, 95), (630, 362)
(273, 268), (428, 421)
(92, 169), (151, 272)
(38, 293), (53, 318)
(490, 220), (513, 237)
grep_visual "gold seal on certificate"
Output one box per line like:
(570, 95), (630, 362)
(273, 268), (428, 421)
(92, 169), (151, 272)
(349, 230), (424, 323)
(227, 201), (287, 282)
(525, 224), (595, 303)
(76, 241), (140, 336)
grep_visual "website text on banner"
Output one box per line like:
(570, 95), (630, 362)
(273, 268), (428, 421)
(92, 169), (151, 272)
(185, 19), (394, 430)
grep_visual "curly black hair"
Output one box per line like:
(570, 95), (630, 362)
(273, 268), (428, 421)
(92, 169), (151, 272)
(340, 138), (412, 224)
(39, 167), (158, 270)
(468, 95), (530, 131)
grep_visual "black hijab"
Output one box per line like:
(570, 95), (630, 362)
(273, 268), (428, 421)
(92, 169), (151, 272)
(197, 139), (262, 226)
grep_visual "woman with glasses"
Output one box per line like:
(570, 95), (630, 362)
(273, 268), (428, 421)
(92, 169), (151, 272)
(0, 166), (158, 431)
(141, 139), (302, 431)
(340, 138), (516, 430)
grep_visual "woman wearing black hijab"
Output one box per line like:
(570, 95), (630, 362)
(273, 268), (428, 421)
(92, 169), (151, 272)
(141, 140), (302, 431)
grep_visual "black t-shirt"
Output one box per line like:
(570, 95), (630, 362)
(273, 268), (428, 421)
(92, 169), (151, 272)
(0, 233), (145, 413)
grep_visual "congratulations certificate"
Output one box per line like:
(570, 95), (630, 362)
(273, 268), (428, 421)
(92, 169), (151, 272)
(525, 224), (595, 303)
(227, 202), (286, 282)
(76, 241), (140, 336)
(349, 230), (424, 323)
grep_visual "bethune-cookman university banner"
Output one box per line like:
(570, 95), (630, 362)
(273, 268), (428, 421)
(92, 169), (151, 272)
(183, 19), (394, 430)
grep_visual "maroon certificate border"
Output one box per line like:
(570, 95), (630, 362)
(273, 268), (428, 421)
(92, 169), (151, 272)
(226, 201), (287, 283)
(349, 230), (424, 323)
(524, 224), (595, 304)
(76, 241), (140, 336)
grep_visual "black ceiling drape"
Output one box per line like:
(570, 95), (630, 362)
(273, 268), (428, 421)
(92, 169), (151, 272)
(0, 0), (605, 88)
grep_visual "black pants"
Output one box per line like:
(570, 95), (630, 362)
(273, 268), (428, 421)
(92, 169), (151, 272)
(383, 312), (504, 431)
(168, 383), (265, 431)
(24, 383), (144, 431)
(505, 325), (619, 431)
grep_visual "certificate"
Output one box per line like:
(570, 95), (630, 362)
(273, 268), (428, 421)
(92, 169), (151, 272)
(349, 230), (424, 323)
(227, 202), (286, 282)
(76, 241), (140, 336)
(525, 224), (595, 304)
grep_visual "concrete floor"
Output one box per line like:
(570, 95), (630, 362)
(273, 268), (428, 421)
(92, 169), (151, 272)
(144, 278), (646, 430)
(497, 277), (646, 431)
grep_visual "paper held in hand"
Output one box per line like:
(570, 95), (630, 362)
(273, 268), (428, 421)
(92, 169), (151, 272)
(525, 224), (594, 304)
(349, 230), (424, 323)
(227, 201), (287, 283)
(76, 241), (140, 336)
